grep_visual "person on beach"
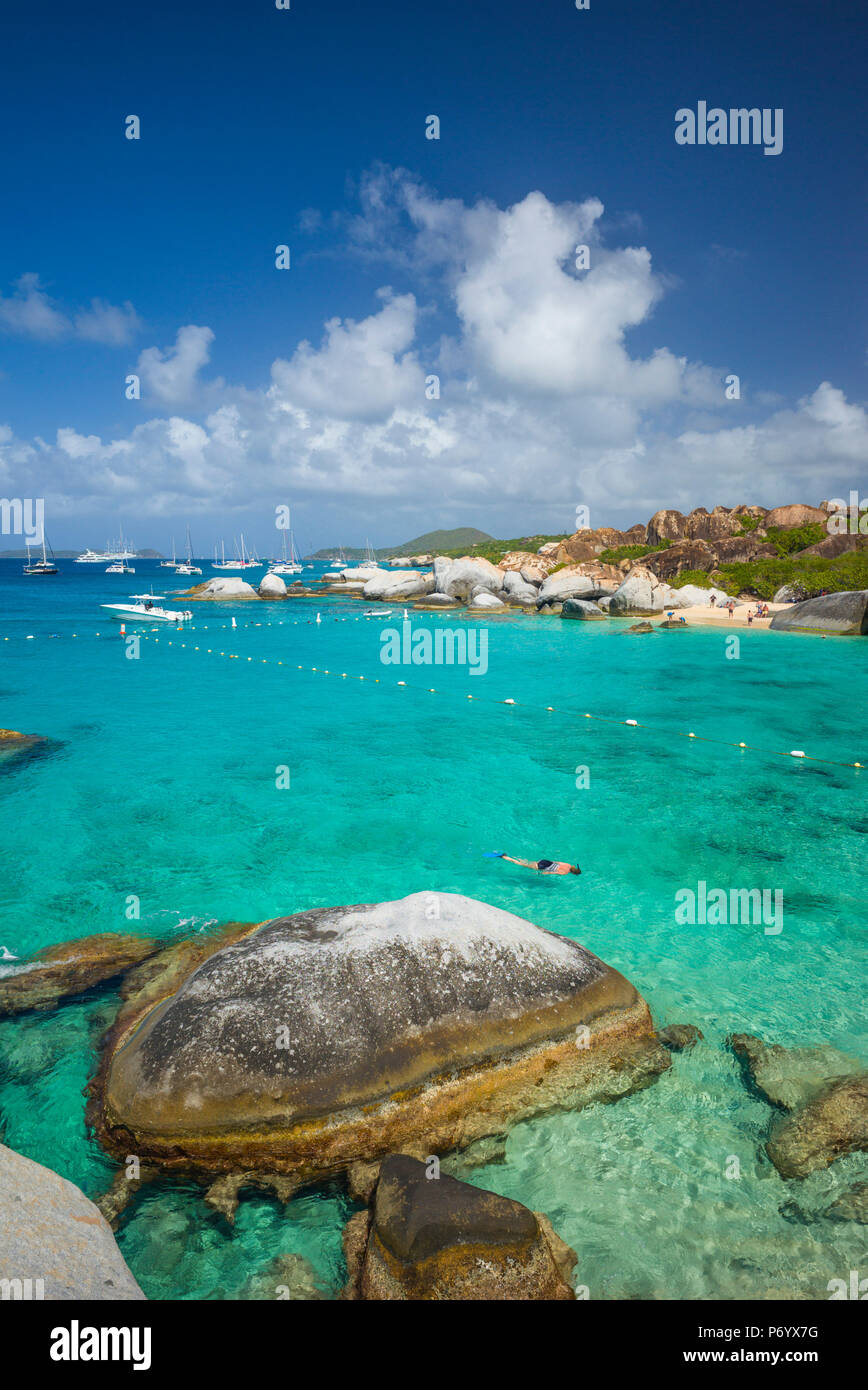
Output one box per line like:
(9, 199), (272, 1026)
(492, 854), (581, 876)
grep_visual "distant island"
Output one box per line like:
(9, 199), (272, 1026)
(310, 527), (494, 561)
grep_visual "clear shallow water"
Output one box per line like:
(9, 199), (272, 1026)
(0, 558), (866, 1299)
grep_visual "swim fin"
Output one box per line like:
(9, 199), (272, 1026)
(483, 851), (505, 858)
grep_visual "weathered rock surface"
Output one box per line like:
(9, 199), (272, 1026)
(761, 504), (827, 531)
(467, 590), (505, 610)
(95, 893), (668, 1181)
(766, 1076), (868, 1179)
(769, 590), (868, 635)
(192, 577), (258, 600)
(344, 1155), (576, 1300)
(608, 566), (689, 615)
(363, 569), (434, 601)
(561, 599), (604, 620)
(433, 556), (504, 600)
(258, 572), (287, 598)
(0, 1142), (145, 1299)
(537, 568), (597, 604)
(499, 551), (557, 580)
(624, 621), (654, 633)
(0, 933), (160, 1017)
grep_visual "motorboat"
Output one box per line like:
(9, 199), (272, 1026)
(102, 591), (192, 623)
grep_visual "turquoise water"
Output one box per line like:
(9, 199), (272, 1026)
(1, 558), (866, 1299)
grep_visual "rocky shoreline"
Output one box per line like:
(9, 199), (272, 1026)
(179, 500), (868, 636)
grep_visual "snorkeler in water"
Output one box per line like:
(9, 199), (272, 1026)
(486, 853), (581, 876)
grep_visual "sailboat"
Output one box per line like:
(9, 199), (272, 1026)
(269, 529), (303, 576)
(160, 539), (178, 567)
(23, 534), (58, 575)
(174, 525), (202, 576)
(326, 546), (349, 574)
(211, 534), (262, 571)
(106, 529), (135, 572)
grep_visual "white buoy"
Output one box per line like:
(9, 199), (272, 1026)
(231, 616), (237, 629)
(316, 613), (322, 624)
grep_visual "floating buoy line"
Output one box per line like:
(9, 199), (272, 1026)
(2, 617), (863, 772)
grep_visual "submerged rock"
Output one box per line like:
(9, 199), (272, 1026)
(769, 590), (868, 636)
(766, 1076), (868, 1179)
(658, 1024), (704, 1052)
(624, 621), (654, 634)
(728, 1033), (865, 1112)
(0, 1142), (145, 1299)
(825, 1181), (868, 1224)
(0, 728), (45, 764)
(94, 892), (668, 1182)
(344, 1154), (576, 1300)
(0, 933), (160, 1017)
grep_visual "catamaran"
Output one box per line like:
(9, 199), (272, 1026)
(211, 534), (262, 571)
(269, 529), (303, 576)
(23, 534), (58, 575)
(106, 558), (135, 573)
(174, 525), (202, 576)
(102, 590), (193, 623)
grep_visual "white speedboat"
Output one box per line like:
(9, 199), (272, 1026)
(363, 609), (392, 617)
(102, 592), (192, 623)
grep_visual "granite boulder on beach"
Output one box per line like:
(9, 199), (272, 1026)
(94, 892), (668, 1182)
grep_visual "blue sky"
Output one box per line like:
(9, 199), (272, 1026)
(0, 0), (864, 552)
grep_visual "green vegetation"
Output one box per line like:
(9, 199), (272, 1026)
(311, 526), (494, 561)
(598, 540), (671, 563)
(765, 522), (826, 556)
(439, 533), (570, 562)
(670, 569), (715, 589)
(717, 551), (868, 600)
(737, 515), (760, 533)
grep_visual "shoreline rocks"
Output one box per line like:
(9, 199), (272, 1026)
(0, 1142), (145, 1299)
(93, 892), (669, 1183)
(343, 1154), (577, 1300)
(0, 933), (161, 1017)
(769, 590), (868, 636)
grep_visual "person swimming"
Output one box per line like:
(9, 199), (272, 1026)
(490, 854), (581, 876)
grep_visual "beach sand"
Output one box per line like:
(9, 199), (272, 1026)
(664, 601), (787, 629)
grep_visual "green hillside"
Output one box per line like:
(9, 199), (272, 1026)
(311, 527), (493, 560)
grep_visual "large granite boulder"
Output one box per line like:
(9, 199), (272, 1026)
(258, 572), (287, 598)
(501, 570), (540, 604)
(761, 503), (828, 531)
(195, 577), (258, 599)
(362, 570), (435, 601)
(0, 1143), (145, 1299)
(641, 539), (717, 578)
(675, 584), (734, 606)
(0, 933), (160, 1017)
(343, 1154), (576, 1300)
(537, 568), (598, 604)
(608, 565), (689, 615)
(645, 509), (687, 544)
(499, 551), (557, 581)
(561, 599), (604, 620)
(94, 893), (668, 1182)
(433, 557), (505, 601)
(467, 591), (505, 610)
(769, 591), (868, 636)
